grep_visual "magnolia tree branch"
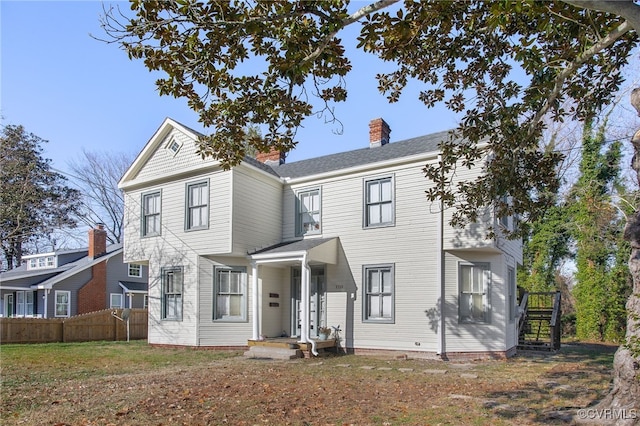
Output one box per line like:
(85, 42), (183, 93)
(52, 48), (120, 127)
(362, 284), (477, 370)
(561, 0), (640, 33)
(302, 0), (400, 63)
(528, 20), (633, 135)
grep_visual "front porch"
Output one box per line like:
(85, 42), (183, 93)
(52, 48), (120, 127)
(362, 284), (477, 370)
(245, 337), (337, 359)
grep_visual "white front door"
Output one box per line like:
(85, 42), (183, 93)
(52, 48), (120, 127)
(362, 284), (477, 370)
(291, 266), (326, 337)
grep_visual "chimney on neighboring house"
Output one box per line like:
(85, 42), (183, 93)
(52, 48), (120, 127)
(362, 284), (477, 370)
(88, 224), (107, 259)
(369, 118), (391, 148)
(256, 147), (285, 166)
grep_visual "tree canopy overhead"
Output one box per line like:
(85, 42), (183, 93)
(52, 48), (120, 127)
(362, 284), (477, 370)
(101, 0), (638, 231)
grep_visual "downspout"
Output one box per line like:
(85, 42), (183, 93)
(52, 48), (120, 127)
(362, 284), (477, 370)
(300, 254), (318, 356)
(436, 154), (446, 357)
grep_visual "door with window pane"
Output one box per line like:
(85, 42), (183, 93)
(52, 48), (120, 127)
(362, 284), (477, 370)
(291, 267), (326, 337)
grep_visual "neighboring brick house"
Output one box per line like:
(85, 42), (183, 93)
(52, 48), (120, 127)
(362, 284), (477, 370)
(0, 225), (148, 318)
(119, 117), (522, 359)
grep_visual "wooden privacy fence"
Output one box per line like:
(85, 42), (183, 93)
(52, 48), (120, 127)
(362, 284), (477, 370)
(0, 309), (147, 344)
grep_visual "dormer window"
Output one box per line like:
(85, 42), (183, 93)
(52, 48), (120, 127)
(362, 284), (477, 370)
(167, 137), (182, 155)
(25, 254), (56, 270)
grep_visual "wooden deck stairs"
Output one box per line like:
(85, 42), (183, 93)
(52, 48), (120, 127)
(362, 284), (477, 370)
(518, 291), (562, 352)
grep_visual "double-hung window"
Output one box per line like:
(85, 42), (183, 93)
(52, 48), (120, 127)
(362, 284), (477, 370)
(364, 176), (394, 228)
(110, 293), (123, 309)
(186, 180), (209, 230)
(363, 264), (394, 323)
(142, 191), (161, 237)
(55, 290), (70, 317)
(16, 291), (34, 317)
(214, 267), (247, 321)
(459, 263), (491, 324)
(161, 266), (183, 320)
(296, 188), (321, 236)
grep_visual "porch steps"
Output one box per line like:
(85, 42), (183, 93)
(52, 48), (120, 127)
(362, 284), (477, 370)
(244, 345), (303, 360)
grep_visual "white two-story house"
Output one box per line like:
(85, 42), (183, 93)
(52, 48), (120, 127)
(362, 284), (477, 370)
(118, 117), (522, 359)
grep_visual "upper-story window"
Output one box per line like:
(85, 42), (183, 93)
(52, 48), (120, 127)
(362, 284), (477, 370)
(364, 176), (394, 228)
(142, 190), (161, 237)
(26, 255), (56, 270)
(166, 137), (182, 155)
(296, 188), (321, 236)
(186, 180), (209, 231)
(128, 264), (142, 278)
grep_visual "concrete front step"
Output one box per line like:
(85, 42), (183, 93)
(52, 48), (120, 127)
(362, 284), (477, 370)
(244, 345), (303, 360)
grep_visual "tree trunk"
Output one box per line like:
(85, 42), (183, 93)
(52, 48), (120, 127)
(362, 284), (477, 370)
(577, 105), (640, 425)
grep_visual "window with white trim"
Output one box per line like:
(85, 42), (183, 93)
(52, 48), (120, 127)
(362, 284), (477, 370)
(364, 176), (394, 228)
(128, 264), (142, 278)
(508, 267), (516, 323)
(363, 264), (394, 323)
(142, 191), (161, 237)
(16, 291), (35, 317)
(167, 137), (182, 155)
(161, 266), (183, 320)
(459, 263), (491, 324)
(110, 293), (123, 309)
(55, 290), (71, 317)
(186, 180), (209, 230)
(214, 267), (247, 321)
(296, 188), (321, 236)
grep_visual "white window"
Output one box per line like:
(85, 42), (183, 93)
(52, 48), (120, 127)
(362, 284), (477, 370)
(26, 255), (56, 270)
(143, 295), (149, 309)
(110, 293), (123, 309)
(459, 263), (491, 324)
(55, 290), (71, 317)
(508, 267), (516, 323)
(16, 291), (35, 317)
(214, 267), (247, 321)
(46, 256), (55, 267)
(363, 264), (394, 323)
(167, 137), (182, 155)
(161, 267), (182, 320)
(296, 188), (321, 236)
(142, 191), (161, 237)
(128, 264), (142, 278)
(186, 181), (209, 230)
(364, 176), (394, 228)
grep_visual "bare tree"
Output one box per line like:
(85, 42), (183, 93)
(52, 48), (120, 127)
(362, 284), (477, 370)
(67, 150), (133, 245)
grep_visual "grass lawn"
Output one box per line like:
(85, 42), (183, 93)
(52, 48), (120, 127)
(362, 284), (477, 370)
(0, 340), (617, 425)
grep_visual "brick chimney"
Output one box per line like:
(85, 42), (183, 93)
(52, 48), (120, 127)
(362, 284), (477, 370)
(369, 118), (391, 148)
(256, 147), (285, 166)
(88, 224), (107, 259)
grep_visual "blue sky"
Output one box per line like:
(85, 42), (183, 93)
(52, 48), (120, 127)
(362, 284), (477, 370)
(1, 1), (459, 174)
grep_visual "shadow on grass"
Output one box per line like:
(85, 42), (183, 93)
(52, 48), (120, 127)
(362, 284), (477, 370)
(484, 342), (617, 424)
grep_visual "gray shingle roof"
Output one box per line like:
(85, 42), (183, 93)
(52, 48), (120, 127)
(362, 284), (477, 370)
(270, 130), (451, 179)
(249, 237), (337, 256)
(119, 281), (148, 292)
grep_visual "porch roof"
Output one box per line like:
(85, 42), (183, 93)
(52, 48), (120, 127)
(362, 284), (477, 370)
(248, 237), (338, 265)
(119, 281), (148, 293)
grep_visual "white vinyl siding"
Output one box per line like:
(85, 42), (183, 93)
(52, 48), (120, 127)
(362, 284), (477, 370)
(364, 176), (394, 228)
(162, 266), (183, 320)
(214, 267), (247, 321)
(508, 267), (516, 323)
(142, 190), (161, 237)
(55, 290), (70, 317)
(363, 264), (394, 323)
(185, 180), (209, 231)
(296, 188), (321, 236)
(459, 262), (491, 324)
(110, 293), (123, 309)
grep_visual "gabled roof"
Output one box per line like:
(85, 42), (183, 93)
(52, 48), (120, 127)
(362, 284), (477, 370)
(119, 281), (148, 293)
(120, 118), (454, 188)
(0, 244), (123, 289)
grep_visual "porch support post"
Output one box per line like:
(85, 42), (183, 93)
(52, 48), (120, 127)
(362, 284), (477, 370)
(299, 255), (310, 343)
(251, 261), (259, 341)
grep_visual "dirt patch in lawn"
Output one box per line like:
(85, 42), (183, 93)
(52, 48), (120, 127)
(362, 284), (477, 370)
(1, 341), (618, 425)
